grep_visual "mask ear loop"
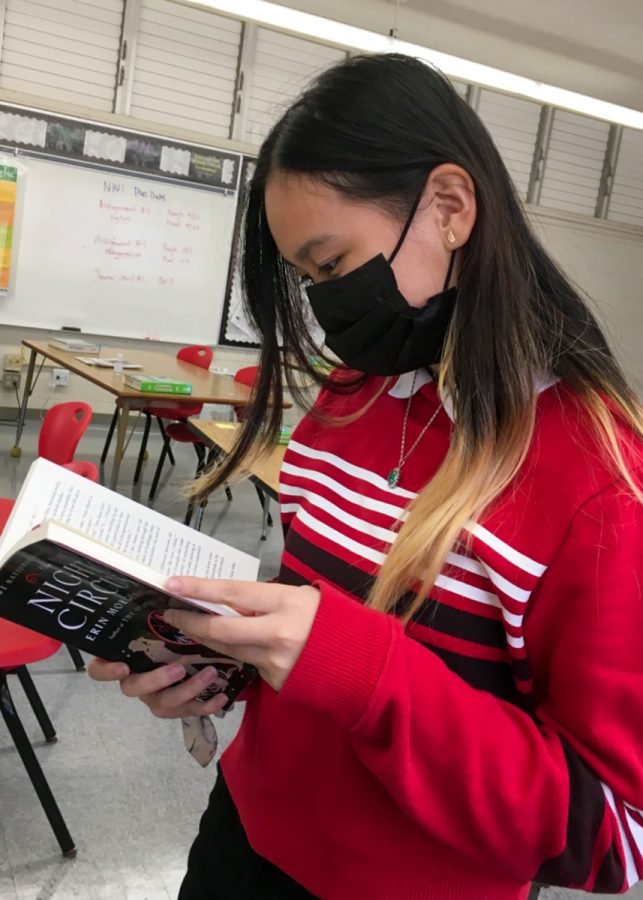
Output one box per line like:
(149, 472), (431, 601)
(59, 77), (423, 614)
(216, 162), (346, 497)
(388, 184), (458, 291)
(388, 187), (426, 264)
(442, 249), (457, 291)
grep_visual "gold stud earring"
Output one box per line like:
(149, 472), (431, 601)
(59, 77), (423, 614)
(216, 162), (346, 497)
(446, 230), (456, 245)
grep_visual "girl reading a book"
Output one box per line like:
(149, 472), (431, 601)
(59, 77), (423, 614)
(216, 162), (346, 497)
(90, 54), (643, 900)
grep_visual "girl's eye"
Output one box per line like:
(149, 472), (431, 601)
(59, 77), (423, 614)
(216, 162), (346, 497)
(297, 258), (341, 288)
(317, 258), (340, 278)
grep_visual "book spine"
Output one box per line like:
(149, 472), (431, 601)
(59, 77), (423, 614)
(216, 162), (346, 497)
(131, 383), (192, 394)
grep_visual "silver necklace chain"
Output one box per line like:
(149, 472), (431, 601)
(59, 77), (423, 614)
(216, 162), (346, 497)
(387, 371), (443, 489)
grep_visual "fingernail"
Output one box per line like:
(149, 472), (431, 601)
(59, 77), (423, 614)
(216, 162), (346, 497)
(198, 666), (217, 684)
(166, 577), (183, 592)
(115, 664), (130, 679)
(168, 664), (184, 681)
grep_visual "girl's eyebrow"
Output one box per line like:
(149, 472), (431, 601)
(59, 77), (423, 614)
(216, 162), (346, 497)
(294, 234), (332, 263)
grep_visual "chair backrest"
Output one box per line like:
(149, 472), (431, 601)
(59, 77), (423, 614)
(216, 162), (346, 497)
(0, 497), (15, 533)
(177, 345), (213, 370)
(233, 366), (259, 421)
(38, 402), (93, 466)
(233, 365), (259, 388)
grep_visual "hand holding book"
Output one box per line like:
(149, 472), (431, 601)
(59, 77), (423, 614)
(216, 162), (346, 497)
(88, 575), (321, 733)
(89, 655), (231, 719)
(162, 575), (322, 693)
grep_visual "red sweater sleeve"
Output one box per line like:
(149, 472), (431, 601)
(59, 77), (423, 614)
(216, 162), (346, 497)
(278, 481), (643, 892)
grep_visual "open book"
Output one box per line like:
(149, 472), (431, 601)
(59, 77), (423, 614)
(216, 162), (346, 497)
(0, 459), (260, 703)
(75, 356), (143, 369)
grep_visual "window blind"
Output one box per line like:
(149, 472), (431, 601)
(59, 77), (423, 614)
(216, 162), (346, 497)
(539, 110), (610, 216)
(244, 27), (346, 146)
(477, 89), (542, 201)
(128, 0), (241, 139)
(608, 128), (643, 228)
(0, 0), (123, 111)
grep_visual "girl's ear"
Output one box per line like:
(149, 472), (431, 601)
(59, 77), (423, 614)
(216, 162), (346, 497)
(424, 163), (477, 250)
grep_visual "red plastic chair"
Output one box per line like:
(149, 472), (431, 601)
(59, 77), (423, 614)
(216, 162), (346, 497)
(205, 365), (271, 539)
(235, 367), (273, 537)
(164, 361), (254, 530)
(0, 499), (75, 855)
(233, 365), (259, 421)
(39, 402), (99, 482)
(99, 346), (214, 487)
(142, 346), (213, 499)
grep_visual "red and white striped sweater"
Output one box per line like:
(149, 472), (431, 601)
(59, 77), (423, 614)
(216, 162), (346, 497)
(221, 370), (643, 900)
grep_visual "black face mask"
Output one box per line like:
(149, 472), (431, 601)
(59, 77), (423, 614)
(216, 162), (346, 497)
(305, 191), (457, 376)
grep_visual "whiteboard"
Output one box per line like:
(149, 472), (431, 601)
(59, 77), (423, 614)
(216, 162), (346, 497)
(2, 155), (238, 343)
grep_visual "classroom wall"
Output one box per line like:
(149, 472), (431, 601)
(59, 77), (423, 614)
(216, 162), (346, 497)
(531, 209), (643, 394)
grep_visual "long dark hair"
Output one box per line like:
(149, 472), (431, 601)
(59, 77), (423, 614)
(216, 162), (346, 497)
(198, 54), (641, 615)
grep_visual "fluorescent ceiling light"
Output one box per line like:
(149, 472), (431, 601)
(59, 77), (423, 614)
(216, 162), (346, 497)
(191, 0), (643, 131)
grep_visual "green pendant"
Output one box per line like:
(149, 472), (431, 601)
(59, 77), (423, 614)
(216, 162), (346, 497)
(387, 467), (400, 488)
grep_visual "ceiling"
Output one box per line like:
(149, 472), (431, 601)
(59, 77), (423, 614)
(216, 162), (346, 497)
(278, 0), (643, 111)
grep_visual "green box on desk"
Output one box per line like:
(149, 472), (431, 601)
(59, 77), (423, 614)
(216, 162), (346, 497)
(124, 374), (193, 395)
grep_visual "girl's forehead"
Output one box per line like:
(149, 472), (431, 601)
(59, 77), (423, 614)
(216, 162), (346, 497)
(264, 175), (358, 260)
(265, 172), (338, 212)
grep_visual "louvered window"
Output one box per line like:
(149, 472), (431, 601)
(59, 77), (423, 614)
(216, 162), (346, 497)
(129, 0), (241, 139)
(539, 110), (610, 216)
(608, 128), (643, 228)
(477, 89), (541, 201)
(0, 0), (123, 111)
(244, 28), (346, 146)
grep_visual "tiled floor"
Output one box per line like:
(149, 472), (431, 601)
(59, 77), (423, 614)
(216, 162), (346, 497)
(0, 419), (641, 899)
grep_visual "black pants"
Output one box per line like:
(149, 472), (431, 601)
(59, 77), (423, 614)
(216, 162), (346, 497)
(178, 766), (318, 900)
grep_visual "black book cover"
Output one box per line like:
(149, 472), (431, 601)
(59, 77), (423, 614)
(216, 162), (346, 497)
(0, 538), (257, 703)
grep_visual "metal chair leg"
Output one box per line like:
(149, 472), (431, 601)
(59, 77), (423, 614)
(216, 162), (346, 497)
(193, 497), (208, 533)
(66, 645), (85, 671)
(15, 666), (57, 743)
(0, 673), (76, 857)
(184, 498), (196, 527)
(254, 484), (273, 528)
(133, 412), (152, 485)
(260, 496), (272, 541)
(100, 407), (119, 464)
(156, 418), (176, 466)
(148, 434), (171, 500)
(184, 446), (206, 528)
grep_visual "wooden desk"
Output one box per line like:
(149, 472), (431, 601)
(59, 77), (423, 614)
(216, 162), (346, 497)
(189, 420), (287, 538)
(188, 420), (286, 499)
(13, 340), (253, 489)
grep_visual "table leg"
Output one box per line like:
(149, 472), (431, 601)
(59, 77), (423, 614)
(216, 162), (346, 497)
(110, 399), (130, 490)
(261, 495), (271, 541)
(11, 349), (37, 457)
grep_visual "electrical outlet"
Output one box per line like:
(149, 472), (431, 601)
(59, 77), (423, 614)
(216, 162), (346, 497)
(3, 352), (22, 372)
(2, 371), (20, 390)
(51, 367), (70, 387)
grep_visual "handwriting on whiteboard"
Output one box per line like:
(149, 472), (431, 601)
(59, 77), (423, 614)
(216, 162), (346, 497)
(94, 179), (204, 285)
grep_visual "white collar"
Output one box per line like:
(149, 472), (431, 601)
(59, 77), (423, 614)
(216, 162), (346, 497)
(387, 369), (455, 421)
(387, 370), (559, 423)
